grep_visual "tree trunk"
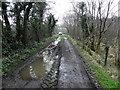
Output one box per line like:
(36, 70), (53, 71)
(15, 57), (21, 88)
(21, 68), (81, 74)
(21, 3), (32, 45)
(97, 32), (102, 50)
(2, 2), (12, 43)
(90, 23), (95, 51)
(33, 25), (40, 42)
(118, 17), (120, 85)
(15, 3), (22, 42)
(91, 34), (95, 51)
(104, 45), (109, 66)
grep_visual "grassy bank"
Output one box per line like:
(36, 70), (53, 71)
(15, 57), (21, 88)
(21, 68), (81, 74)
(64, 35), (119, 88)
(1, 35), (57, 77)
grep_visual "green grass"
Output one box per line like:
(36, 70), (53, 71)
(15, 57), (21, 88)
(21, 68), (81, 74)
(88, 64), (119, 88)
(64, 34), (119, 88)
(2, 35), (56, 77)
(45, 84), (53, 88)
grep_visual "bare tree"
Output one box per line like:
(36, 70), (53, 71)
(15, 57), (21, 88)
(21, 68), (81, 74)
(96, 0), (112, 49)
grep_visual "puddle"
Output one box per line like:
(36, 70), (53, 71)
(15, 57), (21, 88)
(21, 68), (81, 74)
(48, 45), (56, 49)
(19, 37), (61, 80)
(53, 37), (61, 46)
(19, 58), (46, 80)
(19, 49), (54, 80)
(64, 37), (67, 40)
(19, 53), (55, 80)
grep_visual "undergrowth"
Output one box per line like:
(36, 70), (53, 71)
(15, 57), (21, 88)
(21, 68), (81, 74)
(1, 35), (57, 77)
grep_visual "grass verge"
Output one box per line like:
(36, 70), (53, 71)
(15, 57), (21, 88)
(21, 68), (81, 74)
(64, 34), (119, 88)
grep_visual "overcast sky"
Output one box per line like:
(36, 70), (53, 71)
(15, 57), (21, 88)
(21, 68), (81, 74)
(47, 0), (119, 25)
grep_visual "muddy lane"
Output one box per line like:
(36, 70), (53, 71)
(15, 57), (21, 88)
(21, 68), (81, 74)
(58, 38), (94, 88)
(2, 37), (61, 88)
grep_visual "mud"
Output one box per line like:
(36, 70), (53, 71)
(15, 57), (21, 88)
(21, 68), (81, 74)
(2, 37), (62, 88)
(58, 38), (97, 88)
(2, 37), (101, 88)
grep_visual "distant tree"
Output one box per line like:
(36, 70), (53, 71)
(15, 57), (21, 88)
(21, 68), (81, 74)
(47, 14), (57, 36)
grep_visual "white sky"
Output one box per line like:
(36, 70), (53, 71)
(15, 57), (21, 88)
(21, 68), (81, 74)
(47, 0), (119, 25)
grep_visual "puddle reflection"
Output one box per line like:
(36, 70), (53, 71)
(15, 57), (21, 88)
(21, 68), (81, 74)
(19, 37), (61, 80)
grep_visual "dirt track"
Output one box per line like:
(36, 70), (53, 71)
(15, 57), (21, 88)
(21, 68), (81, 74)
(2, 38), (99, 88)
(58, 39), (94, 88)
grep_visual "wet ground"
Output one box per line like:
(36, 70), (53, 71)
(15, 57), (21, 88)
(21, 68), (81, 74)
(19, 58), (46, 80)
(2, 37), (99, 88)
(2, 38), (61, 88)
(58, 38), (94, 88)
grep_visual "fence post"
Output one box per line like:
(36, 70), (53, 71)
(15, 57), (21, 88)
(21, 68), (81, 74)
(104, 45), (109, 66)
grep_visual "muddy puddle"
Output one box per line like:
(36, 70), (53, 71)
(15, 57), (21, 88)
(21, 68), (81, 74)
(19, 37), (61, 81)
(19, 52), (54, 80)
(19, 58), (46, 80)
